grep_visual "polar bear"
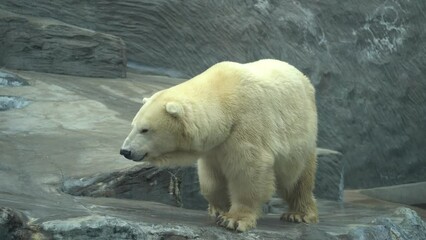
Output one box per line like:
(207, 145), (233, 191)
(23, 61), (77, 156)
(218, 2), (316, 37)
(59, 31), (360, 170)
(120, 59), (318, 232)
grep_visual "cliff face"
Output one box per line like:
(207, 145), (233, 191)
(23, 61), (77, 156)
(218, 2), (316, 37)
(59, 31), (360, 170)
(0, 10), (127, 78)
(1, 0), (425, 188)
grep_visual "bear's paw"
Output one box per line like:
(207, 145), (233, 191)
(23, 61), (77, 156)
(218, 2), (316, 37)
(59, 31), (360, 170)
(280, 212), (319, 224)
(216, 212), (257, 232)
(208, 204), (226, 218)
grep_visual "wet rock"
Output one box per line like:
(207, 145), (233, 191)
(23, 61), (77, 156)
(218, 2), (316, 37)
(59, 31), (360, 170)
(0, 95), (30, 111)
(39, 215), (288, 240)
(0, 9), (126, 78)
(347, 208), (426, 240)
(361, 182), (426, 207)
(0, 70), (29, 87)
(0, 206), (421, 240)
(1, 0), (425, 188)
(0, 207), (32, 240)
(40, 215), (148, 240)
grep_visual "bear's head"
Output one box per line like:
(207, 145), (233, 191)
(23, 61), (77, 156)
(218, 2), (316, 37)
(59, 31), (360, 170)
(120, 95), (200, 166)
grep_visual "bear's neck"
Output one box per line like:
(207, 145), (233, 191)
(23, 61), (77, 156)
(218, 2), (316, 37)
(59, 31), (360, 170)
(183, 97), (233, 153)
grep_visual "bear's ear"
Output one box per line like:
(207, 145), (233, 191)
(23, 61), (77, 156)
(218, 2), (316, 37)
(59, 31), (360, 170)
(142, 97), (149, 105)
(165, 102), (183, 117)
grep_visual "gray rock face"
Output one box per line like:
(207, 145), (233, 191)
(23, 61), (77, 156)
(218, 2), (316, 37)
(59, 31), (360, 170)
(315, 149), (344, 201)
(62, 165), (208, 210)
(347, 208), (426, 240)
(0, 9), (126, 78)
(1, 0), (424, 188)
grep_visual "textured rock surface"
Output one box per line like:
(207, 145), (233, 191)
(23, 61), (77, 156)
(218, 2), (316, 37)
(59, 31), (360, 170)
(0, 95), (30, 111)
(41, 209), (426, 240)
(315, 149), (344, 201)
(1, 0), (425, 188)
(0, 9), (126, 78)
(347, 208), (426, 240)
(62, 165), (208, 210)
(0, 207), (32, 240)
(0, 70), (29, 87)
(3, 205), (426, 240)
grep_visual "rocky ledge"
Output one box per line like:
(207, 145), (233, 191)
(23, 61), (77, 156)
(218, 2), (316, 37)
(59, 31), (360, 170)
(1, 203), (426, 240)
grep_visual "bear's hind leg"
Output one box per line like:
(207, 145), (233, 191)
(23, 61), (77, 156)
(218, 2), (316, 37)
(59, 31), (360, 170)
(279, 153), (318, 223)
(198, 157), (230, 217)
(217, 149), (275, 232)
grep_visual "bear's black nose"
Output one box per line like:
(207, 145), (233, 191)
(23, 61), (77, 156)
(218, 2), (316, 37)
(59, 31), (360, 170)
(120, 149), (132, 159)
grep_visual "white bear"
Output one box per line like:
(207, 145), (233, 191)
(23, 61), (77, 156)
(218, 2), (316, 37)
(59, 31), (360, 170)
(120, 59), (318, 232)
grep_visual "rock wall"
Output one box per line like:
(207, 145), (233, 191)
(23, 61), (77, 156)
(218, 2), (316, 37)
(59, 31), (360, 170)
(1, 0), (425, 188)
(0, 10), (126, 78)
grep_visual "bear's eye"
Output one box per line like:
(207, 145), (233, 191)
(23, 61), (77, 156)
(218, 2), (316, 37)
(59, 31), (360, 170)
(140, 129), (149, 133)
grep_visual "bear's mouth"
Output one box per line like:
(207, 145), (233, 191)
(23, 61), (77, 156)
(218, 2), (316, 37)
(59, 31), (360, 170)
(133, 152), (148, 162)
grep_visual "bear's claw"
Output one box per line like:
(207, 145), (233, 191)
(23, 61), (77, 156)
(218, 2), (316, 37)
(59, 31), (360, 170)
(215, 213), (256, 232)
(208, 204), (225, 218)
(280, 212), (318, 224)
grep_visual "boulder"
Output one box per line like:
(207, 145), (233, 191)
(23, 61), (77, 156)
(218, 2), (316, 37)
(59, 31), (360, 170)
(62, 165), (208, 210)
(315, 148), (344, 201)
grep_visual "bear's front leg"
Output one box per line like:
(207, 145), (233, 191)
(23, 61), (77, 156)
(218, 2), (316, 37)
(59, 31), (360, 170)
(198, 157), (230, 217)
(217, 149), (275, 232)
